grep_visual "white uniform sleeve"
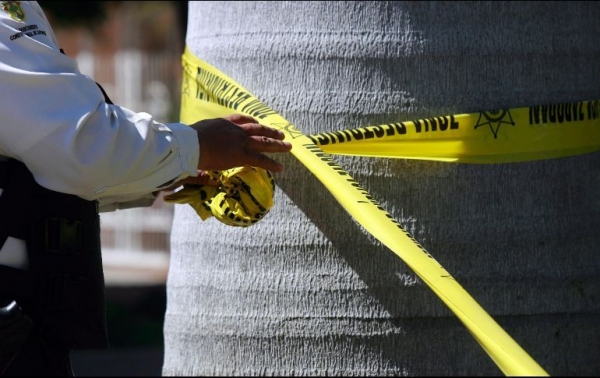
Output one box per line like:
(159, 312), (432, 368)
(0, 2), (200, 211)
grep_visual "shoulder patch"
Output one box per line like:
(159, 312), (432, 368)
(2, 1), (26, 22)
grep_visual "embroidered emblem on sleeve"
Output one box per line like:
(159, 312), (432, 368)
(2, 1), (26, 22)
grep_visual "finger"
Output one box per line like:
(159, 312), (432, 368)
(225, 114), (257, 126)
(168, 172), (219, 189)
(245, 152), (285, 172)
(245, 136), (292, 153)
(240, 123), (286, 140)
(186, 171), (220, 187)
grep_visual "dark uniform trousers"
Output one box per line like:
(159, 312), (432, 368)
(0, 159), (109, 376)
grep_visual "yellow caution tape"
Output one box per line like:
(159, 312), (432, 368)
(175, 45), (595, 376)
(163, 166), (275, 227)
(308, 104), (600, 163)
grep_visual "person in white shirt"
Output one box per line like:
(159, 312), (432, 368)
(0, 1), (292, 375)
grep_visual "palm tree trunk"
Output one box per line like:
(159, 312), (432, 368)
(163, 1), (600, 375)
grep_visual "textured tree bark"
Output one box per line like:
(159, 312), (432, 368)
(163, 1), (600, 376)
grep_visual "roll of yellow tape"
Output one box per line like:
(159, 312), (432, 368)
(164, 166), (274, 227)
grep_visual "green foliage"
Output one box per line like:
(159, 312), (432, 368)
(38, 1), (109, 29)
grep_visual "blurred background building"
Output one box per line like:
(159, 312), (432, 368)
(38, 1), (189, 375)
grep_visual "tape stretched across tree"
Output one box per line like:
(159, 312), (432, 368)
(162, 2), (600, 376)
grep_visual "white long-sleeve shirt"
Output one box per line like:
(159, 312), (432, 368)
(0, 1), (200, 212)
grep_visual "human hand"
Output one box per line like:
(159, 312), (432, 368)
(190, 114), (292, 172)
(160, 170), (220, 192)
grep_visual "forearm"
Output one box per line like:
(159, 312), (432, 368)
(0, 1), (200, 202)
(23, 103), (199, 201)
(0, 76), (199, 201)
